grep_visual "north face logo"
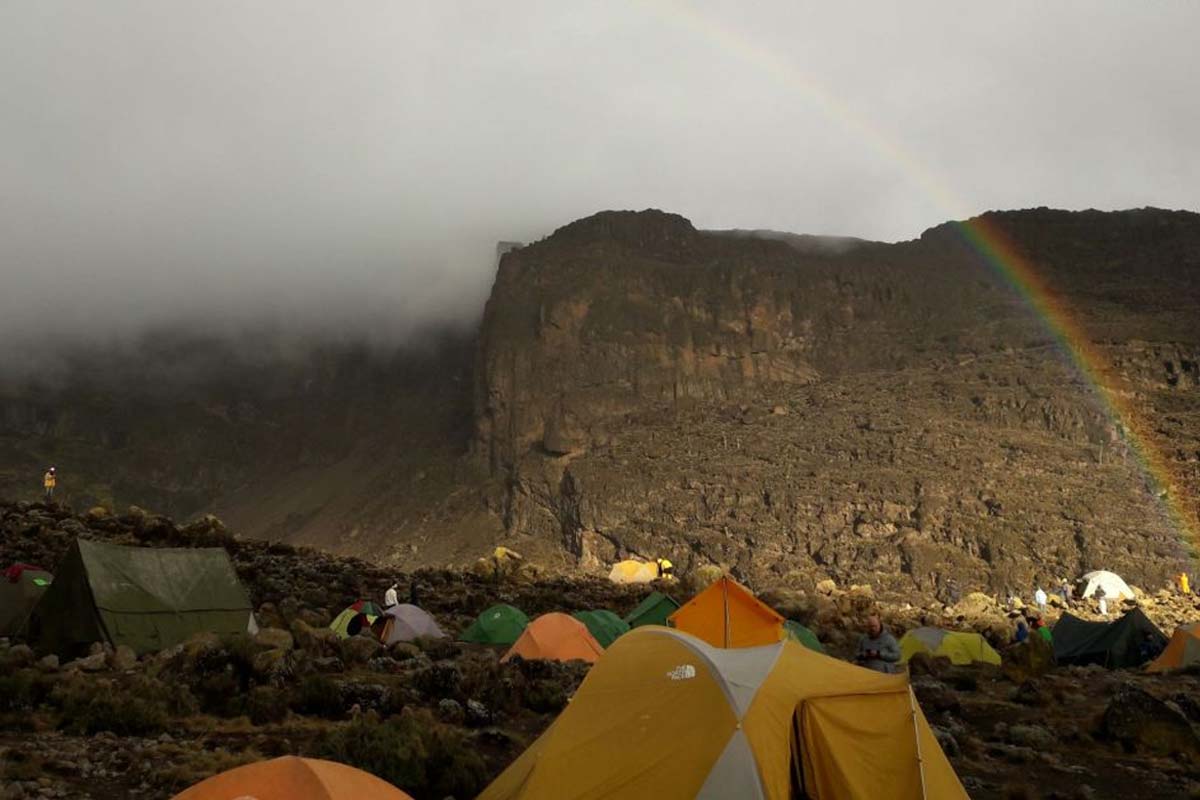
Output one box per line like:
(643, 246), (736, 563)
(666, 664), (696, 680)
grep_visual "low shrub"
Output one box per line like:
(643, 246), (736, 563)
(51, 678), (169, 736)
(292, 674), (344, 719)
(317, 709), (487, 799)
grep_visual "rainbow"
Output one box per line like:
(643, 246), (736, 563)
(642, 0), (1197, 559)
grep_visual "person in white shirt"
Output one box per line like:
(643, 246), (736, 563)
(1034, 587), (1047, 614)
(384, 583), (398, 608)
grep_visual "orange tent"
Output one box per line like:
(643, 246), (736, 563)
(669, 575), (784, 648)
(171, 756), (413, 800)
(501, 612), (604, 664)
(1146, 622), (1200, 672)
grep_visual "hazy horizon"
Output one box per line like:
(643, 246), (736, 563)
(2, 1), (1198, 362)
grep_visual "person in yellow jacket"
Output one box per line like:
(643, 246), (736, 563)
(1181, 572), (1191, 595)
(43, 467), (56, 502)
(655, 557), (674, 580)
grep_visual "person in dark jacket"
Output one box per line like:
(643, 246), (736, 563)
(1013, 619), (1029, 644)
(855, 614), (901, 673)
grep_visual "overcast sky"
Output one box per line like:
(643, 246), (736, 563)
(1, 1), (1198, 354)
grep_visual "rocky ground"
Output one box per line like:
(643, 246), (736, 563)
(2, 501), (1199, 799)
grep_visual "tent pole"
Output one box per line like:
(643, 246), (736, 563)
(723, 579), (731, 648)
(908, 686), (928, 800)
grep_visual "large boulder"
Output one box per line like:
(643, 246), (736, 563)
(1102, 685), (1200, 761)
(341, 635), (382, 665)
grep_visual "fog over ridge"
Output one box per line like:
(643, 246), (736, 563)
(2, 1), (1198, 363)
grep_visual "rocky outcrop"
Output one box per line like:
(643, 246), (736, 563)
(473, 208), (1200, 595)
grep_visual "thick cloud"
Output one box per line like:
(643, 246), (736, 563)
(1, 1), (1197, 356)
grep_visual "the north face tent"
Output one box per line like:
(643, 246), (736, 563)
(29, 539), (254, 656)
(329, 600), (383, 639)
(1145, 622), (1200, 673)
(1079, 570), (1135, 600)
(669, 576), (784, 648)
(461, 604), (529, 645)
(607, 560), (659, 584)
(624, 591), (680, 629)
(373, 604), (445, 645)
(479, 627), (968, 800)
(171, 756), (414, 800)
(501, 613), (604, 664)
(1053, 609), (1168, 668)
(0, 565), (52, 637)
(783, 620), (825, 653)
(571, 609), (630, 648)
(899, 627), (1002, 666)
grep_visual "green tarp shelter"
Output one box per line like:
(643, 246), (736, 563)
(460, 604), (529, 645)
(624, 591), (680, 629)
(572, 609), (630, 648)
(28, 539), (255, 656)
(1052, 609), (1168, 668)
(1, 565), (53, 637)
(783, 620), (825, 653)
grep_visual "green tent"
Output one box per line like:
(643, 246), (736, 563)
(0, 566), (53, 637)
(28, 539), (255, 656)
(460, 604), (529, 645)
(1053, 609), (1167, 668)
(624, 591), (680, 629)
(572, 609), (630, 648)
(783, 620), (825, 653)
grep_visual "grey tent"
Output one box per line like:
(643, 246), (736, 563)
(373, 604), (445, 645)
(1052, 609), (1168, 668)
(0, 565), (53, 637)
(28, 539), (255, 655)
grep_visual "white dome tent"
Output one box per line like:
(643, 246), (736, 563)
(1079, 570), (1135, 600)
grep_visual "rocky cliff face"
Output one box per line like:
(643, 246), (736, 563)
(2, 207), (1196, 597)
(474, 208), (1200, 597)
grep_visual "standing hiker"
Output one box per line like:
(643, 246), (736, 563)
(42, 467), (56, 502)
(1095, 585), (1108, 617)
(1034, 587), (1048, 614)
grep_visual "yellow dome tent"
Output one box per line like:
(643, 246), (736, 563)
(607, 559), (659, 584)
(899, 627), (1001, 666)
(669, 575), (784, 648)
(479, 627), (968, 800)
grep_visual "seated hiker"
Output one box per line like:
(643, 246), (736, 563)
(1012, 619), (1029, 644)
(384, 583), (398, 608)
(655, 557), (674, 580)
(1031, 614), (1052, 643)
(855, 614), (900, 674)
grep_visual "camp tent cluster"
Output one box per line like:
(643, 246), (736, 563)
(479, 627), (967, 800)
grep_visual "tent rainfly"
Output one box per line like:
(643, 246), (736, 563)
(783, 620), (825, 653)
(899, 628), (1002, 666)
(1052, 609), (1168, 668)
(623, 591), (680, 629)
(607, 560), (660, 585)
(668, 576), (785, 648)
(1145, 623), (1200, 673)
(373, 604), (445, 644)
(501, 613), (604, 664)
(460, 604), (530, 645)
(329, 600), (382, 639)
(171, 756), (414, 800)
(1079, 571), (1135, 600)
(28, 539), (255, 655)
(479, 627), (968, 800)
(571, 609), (630, 648)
